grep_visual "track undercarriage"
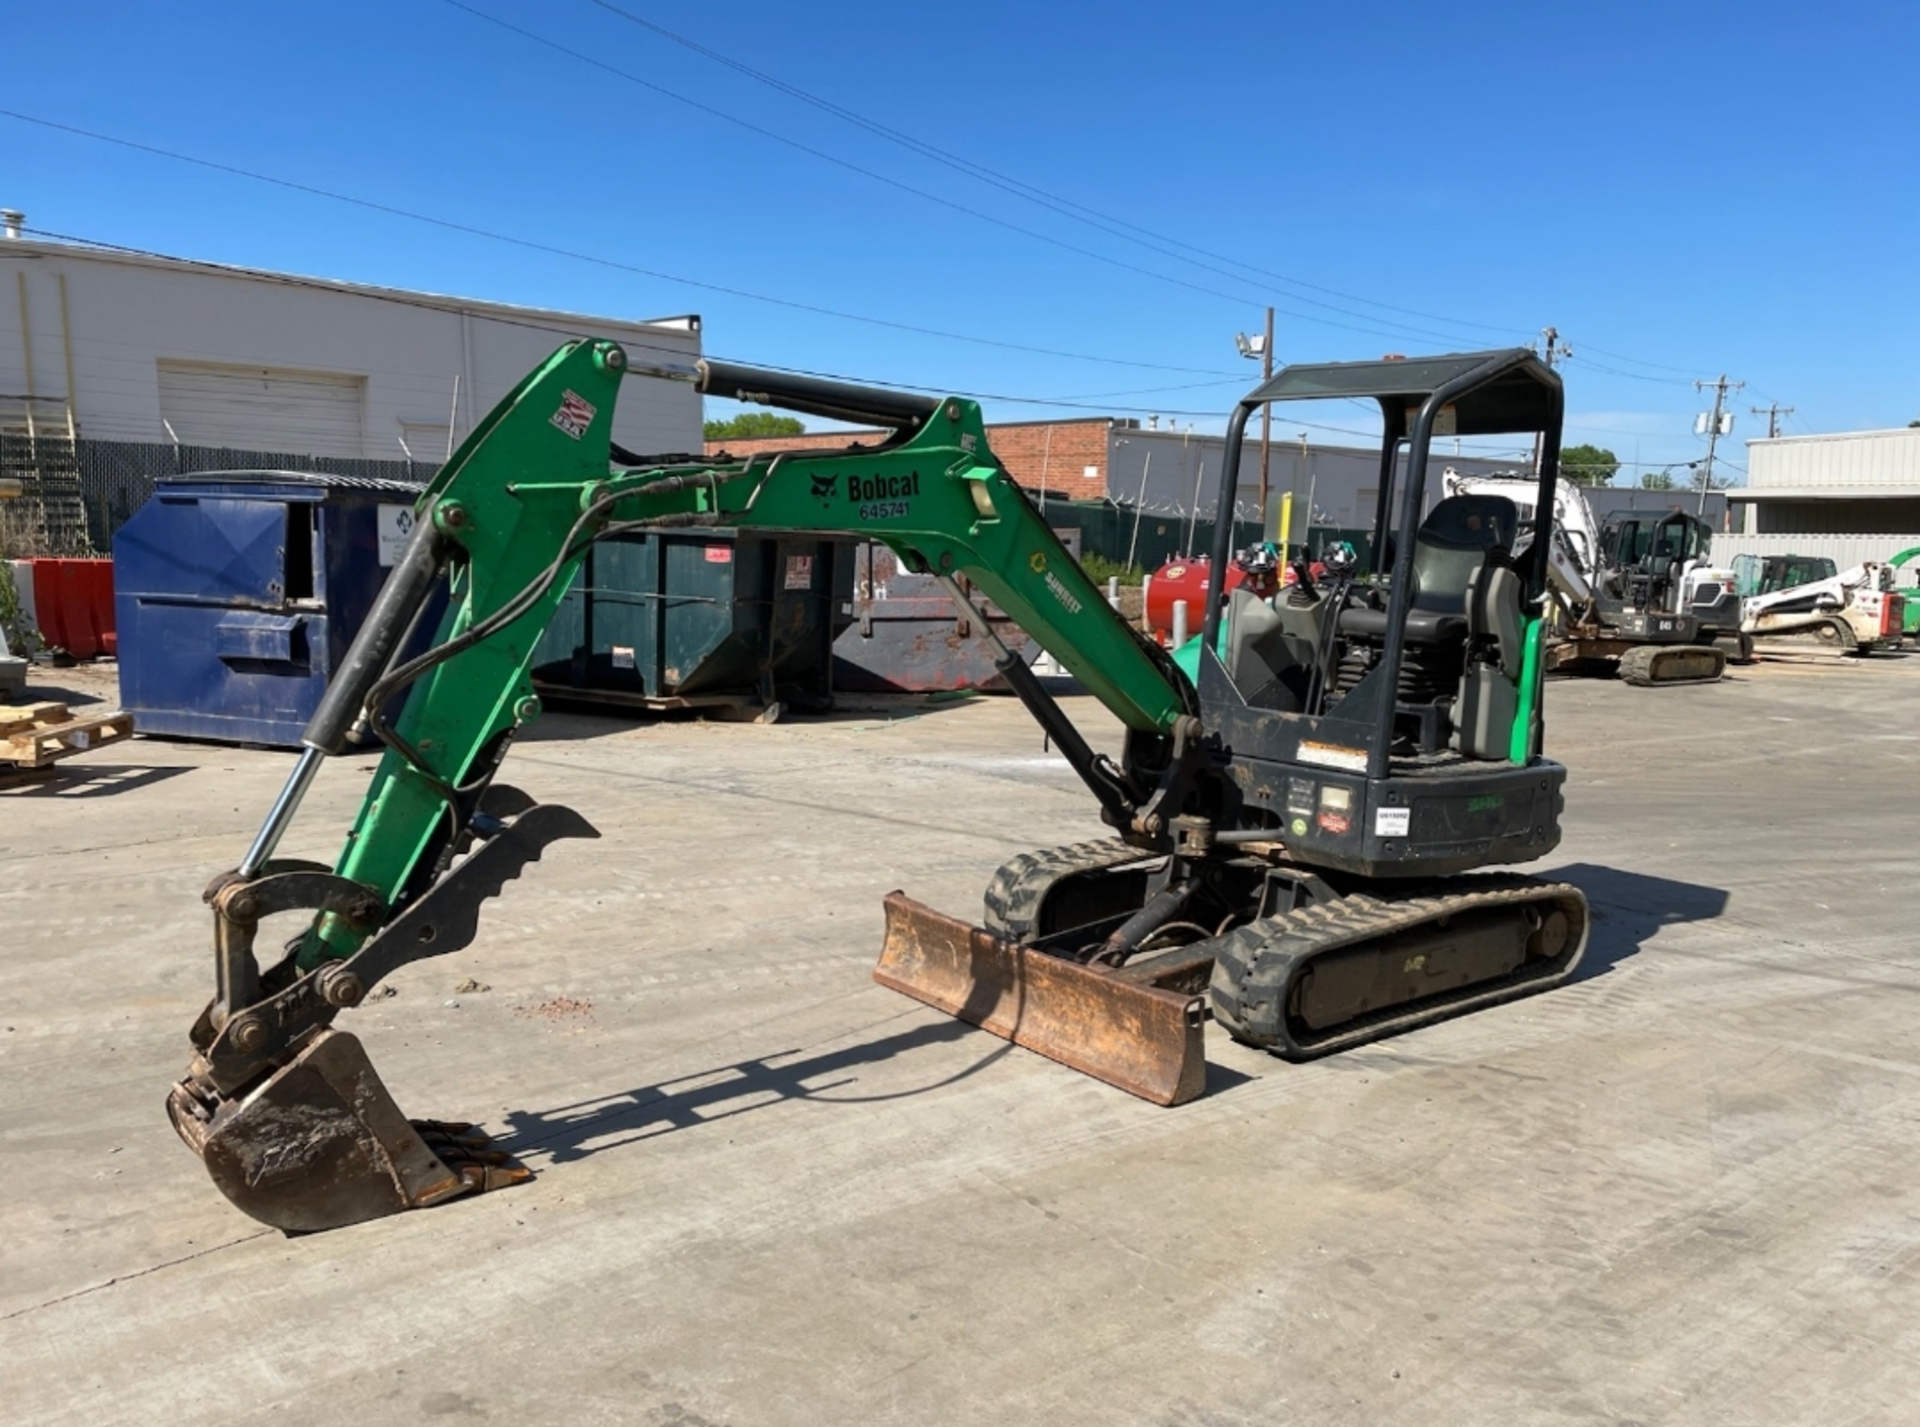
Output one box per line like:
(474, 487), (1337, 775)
(876, 837), (1591, 1104)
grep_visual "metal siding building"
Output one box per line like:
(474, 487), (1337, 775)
(1718, 428), (1920, 570)
(0, 234), (703, 461)
(1098, 426), (1699, 532)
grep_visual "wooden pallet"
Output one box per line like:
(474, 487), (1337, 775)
(0, 701), (135, 769)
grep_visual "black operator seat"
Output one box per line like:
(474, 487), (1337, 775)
(1338, 494), (1520, 646)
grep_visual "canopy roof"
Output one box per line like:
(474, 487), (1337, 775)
(1248, 347), (1560, 437)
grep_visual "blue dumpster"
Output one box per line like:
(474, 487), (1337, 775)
(114, 471), (434, 747)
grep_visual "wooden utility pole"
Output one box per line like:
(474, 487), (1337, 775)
(1531, 326), (1572, 474)
(1750, 401), (1793, 439)
(1256, 306), (1274, 539)
(1695, 375), (1745, 513)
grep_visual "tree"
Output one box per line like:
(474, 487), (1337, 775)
(1558, 443), (1620, 485)
(1639, 469), (1675, 490)
(704, 413), (806, 441)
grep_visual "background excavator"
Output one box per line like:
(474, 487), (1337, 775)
(169, 341), (1591, 1233)
(1441, 470), (1741, 684)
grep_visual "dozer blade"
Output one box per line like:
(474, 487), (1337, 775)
(874, 892), (1208, 1106)
(167, 1029), (525, 1233)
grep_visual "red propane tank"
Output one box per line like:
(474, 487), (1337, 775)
(1146, 555), (1276, 641)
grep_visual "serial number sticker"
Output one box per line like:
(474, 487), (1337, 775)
(858, 500), (912, 521)
(1374, 806), (1411, 837)
(1297, 741), (1368, 774)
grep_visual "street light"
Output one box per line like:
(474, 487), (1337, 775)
(1236, 307), (1276, 541)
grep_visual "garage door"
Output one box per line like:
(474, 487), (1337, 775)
(157, 360), (367, 458)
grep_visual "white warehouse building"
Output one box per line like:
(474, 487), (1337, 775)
(0, 227), (703, 470)
(1718, 426), (1920, 573)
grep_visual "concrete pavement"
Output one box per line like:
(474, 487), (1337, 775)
(2, 652), (1917, 1426)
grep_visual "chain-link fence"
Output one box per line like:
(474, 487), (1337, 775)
(1, 445), (1377, 574)
(0, 433), (434, 557)
(1038, 498), (1373, 575)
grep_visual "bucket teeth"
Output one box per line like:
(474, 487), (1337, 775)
(458, 1162), (536, 1192)
(168, 1028), (530, 1233)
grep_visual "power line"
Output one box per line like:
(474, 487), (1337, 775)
(1570, 354), (1695, 385)
(577, 0), (1540, 345)
(0, 109), (1236, 377)
(12, 222), (1756, 465)
(441, 0), (1511, 351)
(9, 223), (1359, 432)
(4, 99), (1729, 395)
(1569, 341), (1710, 377)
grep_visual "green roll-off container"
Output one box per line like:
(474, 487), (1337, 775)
(531, 529), (855, 714)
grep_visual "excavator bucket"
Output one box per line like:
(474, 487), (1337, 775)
(874, 893), (1210, 1106)
(167, 1029), (526, 1233)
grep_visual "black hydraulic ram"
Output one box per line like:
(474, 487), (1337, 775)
(236, 511), (447, 878)
(695, 359), (942, 433)
(933, 575), (1142, 834)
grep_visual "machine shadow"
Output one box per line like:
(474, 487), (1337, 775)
(4, 763), (191, 798)
(495, 1006), (1256, 1167)
(495, 1017), (1012, 1166)
(1548, 862), (1730, 984)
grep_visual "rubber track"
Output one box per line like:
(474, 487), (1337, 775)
(1620, 643), (1725, 686)
(982, 839), (1157, 942)
(1209, 873), (1590, 1060)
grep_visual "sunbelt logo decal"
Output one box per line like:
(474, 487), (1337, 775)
(1044, 570), (1082, 615)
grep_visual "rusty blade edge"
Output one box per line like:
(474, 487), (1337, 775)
(873, 892), (1208, 1107)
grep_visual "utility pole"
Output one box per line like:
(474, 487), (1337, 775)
(1531, 326), (1573, 474)
(1750, 401), (1793, 439)
(1256, 306), (1274, 540)
(1694, 374), (1745, 513)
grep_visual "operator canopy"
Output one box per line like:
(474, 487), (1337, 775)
(1247, 347), (1560, 437)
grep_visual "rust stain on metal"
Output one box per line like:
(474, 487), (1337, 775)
(872, 893), (1208, 1106)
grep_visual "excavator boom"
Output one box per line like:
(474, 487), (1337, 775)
(171, 339), (1594, 1235)
(168, 340), (1200, 1231)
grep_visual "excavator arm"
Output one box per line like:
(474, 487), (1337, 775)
(168, 339), (1200, 1231)
(307, 339), (1189, 964)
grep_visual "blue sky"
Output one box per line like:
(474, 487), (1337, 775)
(5, 0), (1915, 478)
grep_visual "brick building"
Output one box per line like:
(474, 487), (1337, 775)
(706, 414), (1523, 534)
(705, 417), (1113, 503)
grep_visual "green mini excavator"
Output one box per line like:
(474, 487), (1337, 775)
(169, 340), (1590, 1232)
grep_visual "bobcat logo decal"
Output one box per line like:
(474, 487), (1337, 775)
(809, 473), (839, 505)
